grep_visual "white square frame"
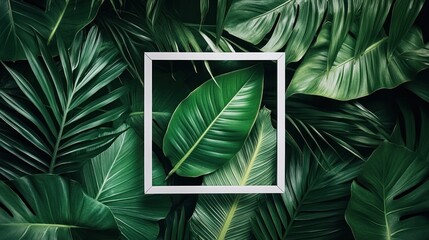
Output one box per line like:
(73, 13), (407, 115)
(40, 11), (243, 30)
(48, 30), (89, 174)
(144, 52), (285, 194)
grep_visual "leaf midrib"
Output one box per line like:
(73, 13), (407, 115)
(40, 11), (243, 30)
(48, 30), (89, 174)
(166, 70), (257, 178)
(217, 126), (264, 239)
(232, 0), (292, 23)
(47, 0), (69, 44)
(1, 223), (81, 229)
(94, 131), (127, 201)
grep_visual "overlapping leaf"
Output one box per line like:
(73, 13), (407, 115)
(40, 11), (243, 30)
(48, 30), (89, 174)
(0, 174), (119, 239)
(346, 142), (429, 240)
(76, 127), (171, 240)
(286, 95), (388, 162)
(0, 26), (128, 178)
(190, 108), (276, 240)
(163, 65), (263, 178)
(252, 149), (360, 239)
(0, 0), (102, 61)
(287, 0), (429, 100)
(224, 0), (326, 62)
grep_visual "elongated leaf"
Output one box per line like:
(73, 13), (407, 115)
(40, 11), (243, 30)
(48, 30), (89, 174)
(0, 26), (128, 178)
(252, 148), (360, 239)
(345, 142), (429, 240)
(287, 21), (429, 100)
(0, 0), (102, 61)
(163, 65), (263, 178)
(224, 0), (326, 62)
(45, 0), (102, 43)
(327, 0), (354, 68)
(76, 127), (171, 240)
(388, 0), (425, 53)
(389, 99), (429, 162)
(190, 108), (276, 240)
(0, 174), (119, 239)
(126, 69), (190, 148)
(286, 95), (388, 163)
(164, 207), (190, 240)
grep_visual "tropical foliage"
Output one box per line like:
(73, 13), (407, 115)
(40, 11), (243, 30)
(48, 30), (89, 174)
(0, 0), (428, 239)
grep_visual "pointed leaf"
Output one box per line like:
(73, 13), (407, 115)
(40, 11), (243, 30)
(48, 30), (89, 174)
(190, 108), (276, 240)
(77, 127), (171, 240)
(0, 174), (119, 239)
(163, 65), (263, 177)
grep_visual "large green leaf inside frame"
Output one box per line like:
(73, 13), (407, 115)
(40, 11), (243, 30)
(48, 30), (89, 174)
(163, 64), (264, 178)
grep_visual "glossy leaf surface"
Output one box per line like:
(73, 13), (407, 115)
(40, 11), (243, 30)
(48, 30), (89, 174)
(163, 65), (264, 177)
(0, 174), (119, 240)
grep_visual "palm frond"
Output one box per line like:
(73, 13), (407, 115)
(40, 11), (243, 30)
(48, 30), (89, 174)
(0, 26), (128, 178)
(252, 148), (361, 239)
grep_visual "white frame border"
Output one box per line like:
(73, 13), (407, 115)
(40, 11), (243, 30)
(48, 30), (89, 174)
(144, 52), (285, 194)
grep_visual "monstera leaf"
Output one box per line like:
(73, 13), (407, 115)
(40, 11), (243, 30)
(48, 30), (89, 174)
(163, 65), (264, 178)
(0, 26), (127, 178)
(0, 0), (102, 61)
(190, 108), (276, 240)
(0, 174), (119, 239)
(346, 142), (429, 240)
(287, 0), (428, 100)
(77, 127), (171, 240)
(224, 0), (326, 62)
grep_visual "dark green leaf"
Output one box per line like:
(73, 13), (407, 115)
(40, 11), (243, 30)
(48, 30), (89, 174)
(345, 142), (429, 240)
(0, 26), (127, 178)
(0, 174), (119, 239)
(252, 148), (360, 239)
(287, 22), (429, 100)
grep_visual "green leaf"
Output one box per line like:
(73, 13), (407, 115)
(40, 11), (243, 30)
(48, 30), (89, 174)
(164, 207), (190, 240)
(200, 0), (209, 27)
(163, 65), (264, 178)
(224, 0), (326, 62)
(327, 0), (354, 68)
(0, 174), (119, 239)
(286, 95), (389, 163)
(126, 69), (190, 149)
(0, 26), (128, 178)
(45, 0), (103, 44)
(252, 148), (361, 239)
(345, 142), (429, 240)
(216, 0), (229, 45)
(98, 9), (156, 84)
(0, 0), (102, 61)
(287, 22), (429, 100)
(76, 127), (171, 240)
(389, 100), (429, 162)
(190, 108), (276, 240)
(0, 0), (48, 61)
(388, 0), (425, 53)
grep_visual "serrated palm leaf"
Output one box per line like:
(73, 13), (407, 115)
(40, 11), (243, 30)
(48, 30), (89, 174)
(252, 148), (360, 239)
(0, 26), (128, 178)
(190, 108), (276, 240)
